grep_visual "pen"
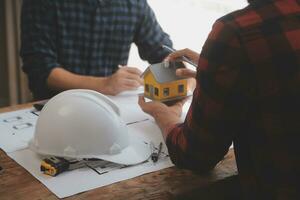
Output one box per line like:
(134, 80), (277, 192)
(151, 142), (163, 163)
(33, 100), (48, 111)
(126, 118), (149, 126)
(161, 45), (198, 67)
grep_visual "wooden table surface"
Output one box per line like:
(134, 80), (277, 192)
(0, 103), (240, 200)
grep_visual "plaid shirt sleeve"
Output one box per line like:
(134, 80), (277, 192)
(133, 2), (172, 63)
(20, 0), (59, 98)
(166, 20), (246, 172)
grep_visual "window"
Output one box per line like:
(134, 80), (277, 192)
(145, 84), (149, 92)
(178, 84), (184, 93)
(163, 88), (169, 97)
(128, 1), (246, 73)
(154, 87), (159, 96)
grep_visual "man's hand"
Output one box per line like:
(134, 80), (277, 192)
(165, 48), (200, 65)
(104, 65), (144, 95)
(138, 96), (187, 139)
(165, 48), (199, 92)
(47, 66), (143, 96)
(176, 68), (197, 92)
(176, 68), (197, 78)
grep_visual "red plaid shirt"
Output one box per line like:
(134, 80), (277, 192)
(166, 0), (300, 199)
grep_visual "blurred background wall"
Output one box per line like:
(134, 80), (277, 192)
(0, 0), (31, 108)
(0, 0), (8, 107)
(128, 0), (247, 70)
(0, 0), (247, 108)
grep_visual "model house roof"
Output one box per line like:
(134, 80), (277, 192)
(142, 61), (186, 84)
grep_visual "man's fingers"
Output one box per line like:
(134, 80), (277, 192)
(176, 68), (196, 78)
(121, 66), (142, 76)
(165, 51), (182, 62)
(165, 48), (199, 64)
(165, 49), (190, 61)
(138, 95), (151, 113)
(124, 73), (144, 85)
(122, 79), (141, 89)
(178, 96), (189, 105)
(138, 95), (145, 106)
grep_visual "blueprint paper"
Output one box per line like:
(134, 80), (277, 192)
(8, 120), (174, 198)
(1, 89), (195, 198)
(0, 108), (39, 152)
(9, 148), (173, 198)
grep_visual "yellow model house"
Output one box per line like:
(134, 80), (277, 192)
(142, 61), (187, 101)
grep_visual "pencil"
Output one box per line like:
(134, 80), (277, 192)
(161, 45), (198, 67)
(151, 142), (163, 163)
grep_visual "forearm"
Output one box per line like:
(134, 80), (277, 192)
(47, 67), (111, 94)
(152, 111), (181, 140)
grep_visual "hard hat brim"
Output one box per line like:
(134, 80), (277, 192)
(94, 140), (151, 165)
(29, 89), (152, 166)
(29, 138), (152, 166)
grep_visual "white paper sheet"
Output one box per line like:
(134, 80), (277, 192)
(8, 120), (174, 198)
(0, 108), (39, 152)
(108, 87), (152, 124)
(109, 87), (193, 124)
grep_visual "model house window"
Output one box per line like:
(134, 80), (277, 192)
(145, 84), (149, 92)
(155, 87), (159, 96)
(163, 88), (169, 97)
(178, 84), (184, 93)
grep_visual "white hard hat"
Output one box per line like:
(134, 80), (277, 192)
(29, 89), (151, 165)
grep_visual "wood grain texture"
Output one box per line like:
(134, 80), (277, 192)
(0, 104), (240, 200)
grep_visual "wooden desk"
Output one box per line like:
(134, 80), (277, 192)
(0, 104), (240, 200)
